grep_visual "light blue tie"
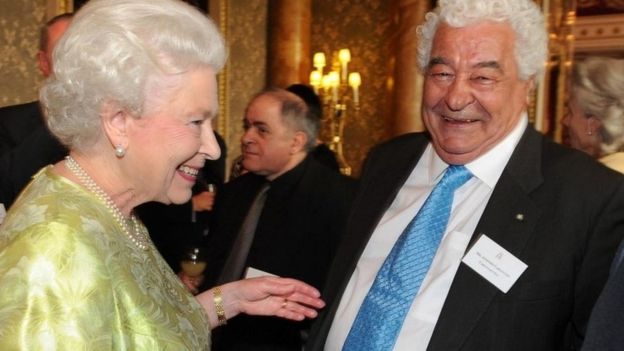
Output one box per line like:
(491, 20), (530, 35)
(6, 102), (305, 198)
(343, 165), (472, 351)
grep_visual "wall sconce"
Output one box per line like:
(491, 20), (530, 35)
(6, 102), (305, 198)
(309, 48), (361, 176)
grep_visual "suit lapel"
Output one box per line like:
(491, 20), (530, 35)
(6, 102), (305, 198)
(309, 134), (430, 349)
(428, 127), (545, 350)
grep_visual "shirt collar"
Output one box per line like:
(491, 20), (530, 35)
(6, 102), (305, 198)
(426, 112), (528, 188)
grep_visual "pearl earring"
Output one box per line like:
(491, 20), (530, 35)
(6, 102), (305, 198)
(115, 145), (126, 158)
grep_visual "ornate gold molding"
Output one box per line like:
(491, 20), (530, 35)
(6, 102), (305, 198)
(535, 0), (576, 143)
(573, 14), (624, 52)
(46, 0), (72, 19)
(211, 0), (230, 140)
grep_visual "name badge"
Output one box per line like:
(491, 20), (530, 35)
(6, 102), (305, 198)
(462, 235), (528, 293)
(245, 266), (278, 279)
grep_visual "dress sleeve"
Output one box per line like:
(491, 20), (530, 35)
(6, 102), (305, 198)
(0, 219), (115, 349)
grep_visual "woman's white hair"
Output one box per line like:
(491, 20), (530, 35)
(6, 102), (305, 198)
(40, 0), (227, 150)
(572, 56), (624, 154)
(417, 0), (547, 81)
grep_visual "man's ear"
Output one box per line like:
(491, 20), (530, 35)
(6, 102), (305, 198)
(100, 101), (129, 151)
(525, 76), (536, 104)
(290, 131), (308, 154)
(37, 51), (51, 77)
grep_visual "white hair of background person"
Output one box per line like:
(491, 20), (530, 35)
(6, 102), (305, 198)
(40, 0), (228, 150)
(572, 56), (624, 155)
(416, 0), (548, 81)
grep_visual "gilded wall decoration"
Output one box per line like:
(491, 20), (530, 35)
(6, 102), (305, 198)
(577, 0), (624, 15)
(0, 0), (47, 107)
(312, 0), (393, 175)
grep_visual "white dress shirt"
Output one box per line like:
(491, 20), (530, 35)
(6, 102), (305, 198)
(325, 115), (528, 351)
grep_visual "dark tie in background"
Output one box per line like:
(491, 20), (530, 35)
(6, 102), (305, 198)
(343, 165), (472, 351)
(218, 182), (271, 284)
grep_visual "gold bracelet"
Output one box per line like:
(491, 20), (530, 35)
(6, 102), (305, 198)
(212, 286), (227, 326)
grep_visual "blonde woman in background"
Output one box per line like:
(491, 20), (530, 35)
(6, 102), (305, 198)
(563, 56), (624, 173)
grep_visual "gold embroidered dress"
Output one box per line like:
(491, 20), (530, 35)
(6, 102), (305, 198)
(0, 166), (211, 350)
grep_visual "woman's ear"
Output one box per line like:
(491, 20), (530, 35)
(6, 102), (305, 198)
(100, 101), (130, 152)
(587, 115), (602, 136)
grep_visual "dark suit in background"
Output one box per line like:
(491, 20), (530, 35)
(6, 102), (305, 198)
(0, 101), (43, 156)
(0, 105), (67, 207)
(582, 239), (624, 350)
(306, 129), (624, 350)
(205, 154), (356, 350)
(0, 13), (73, 208)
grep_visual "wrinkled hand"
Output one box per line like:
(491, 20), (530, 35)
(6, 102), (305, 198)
(197, 276), (325, 329)
(192, 191), (216, 212)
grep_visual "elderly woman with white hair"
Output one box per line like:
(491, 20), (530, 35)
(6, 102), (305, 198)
(563, 56), (624, 173)
(0, 0), (323, 349)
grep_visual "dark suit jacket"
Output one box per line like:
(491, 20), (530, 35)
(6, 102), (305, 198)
(0, 114), (67, 208)
(206, 154), (356, 351)
(0, 101), (43, 156)
(581, 238), (624, 351)
(306, 128), (624, 351)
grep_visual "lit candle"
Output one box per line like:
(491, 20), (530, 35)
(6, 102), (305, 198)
(321, 74), (331, 93)
(328, 71), (340, 103)
(338, 49), (351, 83)
(309, 71), (322, 93)
(348, 72), (361, 105)
(313, 52), (326, 71)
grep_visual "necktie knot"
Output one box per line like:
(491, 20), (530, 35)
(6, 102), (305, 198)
(440, 165), (472, 193)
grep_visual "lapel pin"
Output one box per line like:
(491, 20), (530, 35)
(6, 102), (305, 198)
(515, 213), (524, 221)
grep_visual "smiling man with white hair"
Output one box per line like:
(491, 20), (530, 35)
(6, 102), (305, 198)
(305, 0), (624, 350)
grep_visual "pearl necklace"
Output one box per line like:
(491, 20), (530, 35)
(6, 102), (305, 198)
(65, 156), (149, 251)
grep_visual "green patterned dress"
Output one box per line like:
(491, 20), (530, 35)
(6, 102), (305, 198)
(0, 166), (211, 350)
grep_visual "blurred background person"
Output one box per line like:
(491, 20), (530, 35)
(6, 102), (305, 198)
(0, 0), (323, 349)
(0, 13), (71, 207)
(563, 56), (624, 173)
(205, 88), (355, 350)
(229, 83), (341, 181)
(286, 83), (340, 173)
(0, 13), (71, 155)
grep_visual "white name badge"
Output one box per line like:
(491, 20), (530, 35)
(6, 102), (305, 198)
(245, 266), (278, 279)
(462, 234), (528, 293)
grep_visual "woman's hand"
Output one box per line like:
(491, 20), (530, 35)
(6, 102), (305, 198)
(196, 276), (325, 329)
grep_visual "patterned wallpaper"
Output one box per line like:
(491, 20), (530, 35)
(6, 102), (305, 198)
(311, 0), (393, 175)
(219, 0), (268, 174)
(0, 0), (47, 107)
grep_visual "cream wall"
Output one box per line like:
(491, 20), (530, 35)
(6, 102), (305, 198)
(0, 0), (47, 107)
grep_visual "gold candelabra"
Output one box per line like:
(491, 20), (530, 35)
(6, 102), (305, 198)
(309, 49), (361, 176)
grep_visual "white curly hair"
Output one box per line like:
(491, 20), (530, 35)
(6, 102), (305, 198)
(572, 56), (624, 154)
(417, 0), (547, 81)
(40, 0), (227, 150)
